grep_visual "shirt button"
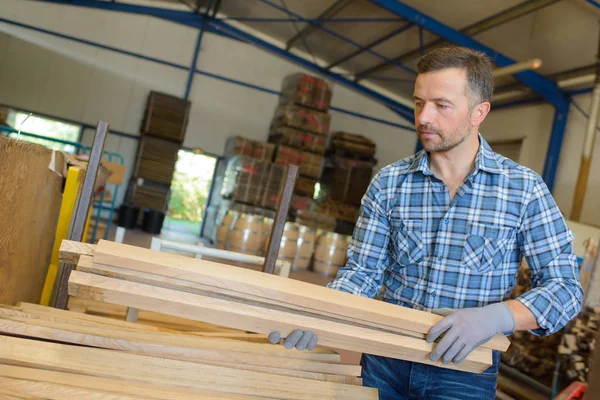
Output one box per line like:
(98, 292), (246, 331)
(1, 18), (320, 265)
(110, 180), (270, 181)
(443, 219), (449, 224)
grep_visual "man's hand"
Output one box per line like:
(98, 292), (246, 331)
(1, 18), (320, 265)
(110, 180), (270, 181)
(427, 302), (515, 364)
(268, 329), (318, 351)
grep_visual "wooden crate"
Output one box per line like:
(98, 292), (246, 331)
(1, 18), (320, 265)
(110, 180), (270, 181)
(142, 91), (191, 143)
(279, 73), (333, 112)
(275, 145), (323, 180)
(269, 126), (326, 155)
(224, 136), (275, 161)
(271, 104), (331, 136)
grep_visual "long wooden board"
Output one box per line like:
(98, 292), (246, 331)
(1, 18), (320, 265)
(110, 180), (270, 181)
(0, 316), (361, 380)
(68, 270), (492, 373)
(0, 336), (376, 400)
(0, 365), (268, 400)
(0, 306), (340, 363)
(92, 240), (510, 351)
(80, 259), (424, 340)
(0, 378), (143, 400)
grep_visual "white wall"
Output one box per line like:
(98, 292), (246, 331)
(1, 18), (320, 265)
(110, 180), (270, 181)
(481, 98), (600, 229)
(0, 0), (417, 205)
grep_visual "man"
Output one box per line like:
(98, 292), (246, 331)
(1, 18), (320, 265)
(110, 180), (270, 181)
(269, 46), (583, 399)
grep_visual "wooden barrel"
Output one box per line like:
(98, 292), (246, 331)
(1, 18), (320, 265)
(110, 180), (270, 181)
(216, 210), (238, 250)
(277, 222), (299, 264)
(228, 214), (269, 256)
(313, 232), (350, 277)
(292, 225), (317, 271)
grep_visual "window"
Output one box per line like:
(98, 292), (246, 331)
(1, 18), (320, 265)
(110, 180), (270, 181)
(5, 110), (81, 153)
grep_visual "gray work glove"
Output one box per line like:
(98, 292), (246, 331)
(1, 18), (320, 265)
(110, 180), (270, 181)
(268, 329), (318, 351)
(427, 302), (515, 364)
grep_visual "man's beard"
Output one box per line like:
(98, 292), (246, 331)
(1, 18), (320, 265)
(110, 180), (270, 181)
(417, 120), (471, 153)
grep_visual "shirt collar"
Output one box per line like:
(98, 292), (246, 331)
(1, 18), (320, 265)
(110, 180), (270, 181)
(404, 133), (504, 176)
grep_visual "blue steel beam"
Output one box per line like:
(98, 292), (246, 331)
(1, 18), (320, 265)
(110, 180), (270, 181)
(216, 17), (404, 23)
(258, 0), (417, 75)
(369, 0), (567, 109)
(31, 0), (415, 121)
(207, 17), (415, 122)
(326, 22), (414, 70)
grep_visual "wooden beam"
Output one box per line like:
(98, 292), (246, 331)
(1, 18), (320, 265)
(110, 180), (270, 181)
(59, 240), (95, 264)
(0, 306), (339, 363)
(68, 270), (492, 373)
(91, 241), (510, 351)
(0, 365), (269, 400)
(0, 316), (361, 379)
(0, 377), (143, 400)
(0, 336), (376, 400)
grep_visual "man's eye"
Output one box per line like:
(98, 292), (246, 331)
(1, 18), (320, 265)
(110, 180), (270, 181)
(438, 104), (448, 109)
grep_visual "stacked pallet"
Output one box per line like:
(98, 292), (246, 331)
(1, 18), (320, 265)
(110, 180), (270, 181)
(60, 239), (509, 377)
(134, 136), (181, 185)
(142, 91), (191, 143)
(127, 92), (190, 216)
(0, 302), (369, 399)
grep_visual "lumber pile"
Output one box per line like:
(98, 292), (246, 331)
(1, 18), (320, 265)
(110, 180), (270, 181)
(501, 261), (564, 386)
(60, 239), (510, 375)
(142, 91), (191, 143)
(224, 136), (275, 161)
(0, 302), (370, 399)
(134, 136), (181, 185)
(557, 307), (600, 385)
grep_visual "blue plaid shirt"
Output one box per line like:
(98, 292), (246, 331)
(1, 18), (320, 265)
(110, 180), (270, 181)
(328, 135), (582, 336)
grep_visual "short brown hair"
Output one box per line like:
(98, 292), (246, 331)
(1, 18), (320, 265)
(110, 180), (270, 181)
(417, 46), (493, 106)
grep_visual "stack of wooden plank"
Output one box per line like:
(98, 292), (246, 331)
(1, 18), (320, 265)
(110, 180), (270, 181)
(61, 239), (510, 377)
(557, 307), (600, 385)
(329, 132), (376, 160)
(134, 136), (181, 185)
(127, 180), (171, 213)
(274, 145), (323, 180)
(269, 126), (327, 155)
(0, 302), (370, 399)
(142, 91), (191, 143)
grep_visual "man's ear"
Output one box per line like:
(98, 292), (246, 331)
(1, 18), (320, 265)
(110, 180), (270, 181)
(471, 102), (491, 127)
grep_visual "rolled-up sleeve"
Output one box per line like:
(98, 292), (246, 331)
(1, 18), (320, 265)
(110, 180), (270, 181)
(327, 171), (390, 298)
(517, 177), (583, 336)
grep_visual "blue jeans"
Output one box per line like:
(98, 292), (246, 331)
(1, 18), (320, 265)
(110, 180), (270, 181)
(361, 351), (500, 400)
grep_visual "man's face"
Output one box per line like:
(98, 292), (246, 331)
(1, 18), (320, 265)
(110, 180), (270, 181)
(413, 68), (475, 153)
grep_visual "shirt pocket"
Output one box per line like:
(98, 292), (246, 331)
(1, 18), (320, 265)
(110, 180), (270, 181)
(462, 223), (514, 274)
(389, 218), (424, 266)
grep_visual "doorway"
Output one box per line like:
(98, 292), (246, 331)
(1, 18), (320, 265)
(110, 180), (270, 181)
(164, 149), (217, 236)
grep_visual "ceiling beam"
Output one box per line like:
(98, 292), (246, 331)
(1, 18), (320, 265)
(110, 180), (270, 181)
(326, 21), (413, 70)
(357, 0), (561, 80)
(285, 0), (353, 50)
(368, 0), (567, 109)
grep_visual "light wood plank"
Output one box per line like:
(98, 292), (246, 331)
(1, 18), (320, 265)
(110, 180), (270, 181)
(80, 260), (425, 341)
(0, 317), (361, 381)
(0, 377), (143, 400)
(68, 270), (492, 373)
(0, 336), (376, 400)
(93, 240), (510, 351)
(0, 365), (268, 400)
(0, 307), (345, 367)
(59, 240), (95, 264)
